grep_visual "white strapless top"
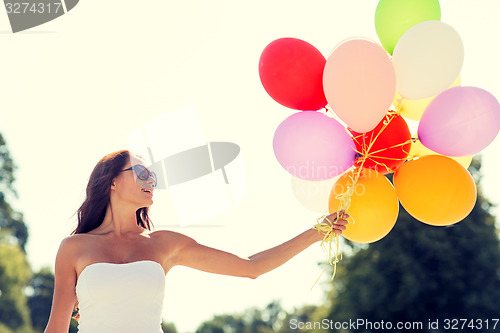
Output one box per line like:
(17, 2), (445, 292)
(75, 260), (165, 333)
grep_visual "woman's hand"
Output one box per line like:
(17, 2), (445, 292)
(316, 210), (349, 240)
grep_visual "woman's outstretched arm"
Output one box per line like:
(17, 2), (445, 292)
(163, 211), (348, 279)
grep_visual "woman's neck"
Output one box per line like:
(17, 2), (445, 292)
(98, 203), (144, 236)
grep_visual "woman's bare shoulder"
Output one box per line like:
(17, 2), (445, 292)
(149, 230), (196, 248)
(59, 233), (93, 247)
(56, 234), (96, 259)
(149, 230), (199, 267)
(150, 229), (189, 239)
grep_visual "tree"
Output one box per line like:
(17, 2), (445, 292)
(278, 305), (323, 333)
(196, 314), (246, 333)
(27, 268), (54, 332)
(0, 133), (33, 332)
(0, 240), (33, 333)
(195, 301), (287, 333)
(0, 134), (28, 252)
(161, 321), (178, 333)
(324, 158), (500, 332)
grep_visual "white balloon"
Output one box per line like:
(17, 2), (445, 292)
(291, 175), (339, 213)
(392, 20), (464, 100)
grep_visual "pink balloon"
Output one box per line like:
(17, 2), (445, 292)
(418, 86), (500, 156)
(323, 38), (396, 133)
(273, 112), (356, 180)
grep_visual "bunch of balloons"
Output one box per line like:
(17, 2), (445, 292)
(259, 0), (500, 245)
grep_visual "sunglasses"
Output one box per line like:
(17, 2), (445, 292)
(121, 164), (157, 187)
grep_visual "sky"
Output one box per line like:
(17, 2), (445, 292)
(1, 1), (499, 332)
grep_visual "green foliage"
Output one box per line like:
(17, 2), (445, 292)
(0, 241), (33, 333)
(0, 133), (27, 252)
(161, 321), (178, 333)
(0, 323), (14, 333)
(0, 204), (28, 253)
(324, 158), (500, 332)
(194, 302), (329, 333)
(0, 134), (16, 195)
(0, 133), (34, 333)
(279, 305), (323, 333)
(196, 314), (245, 333)
(27, 268), (54, 332)
(195, 301), (288, 333)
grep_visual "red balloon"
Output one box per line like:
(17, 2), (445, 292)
(349, 111), (412, 174)
(259, 38), (327, 111)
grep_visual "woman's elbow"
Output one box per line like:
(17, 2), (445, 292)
(242, 260), (267, 280)
(246, 272), (260, 280)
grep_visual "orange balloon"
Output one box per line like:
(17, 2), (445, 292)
(328, 168), (399, 243)
(394, 155), (476, 226)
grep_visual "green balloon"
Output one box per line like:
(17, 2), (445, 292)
(375, 0), (441, 55)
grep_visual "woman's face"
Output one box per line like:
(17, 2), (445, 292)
(112, 154), (155, 208)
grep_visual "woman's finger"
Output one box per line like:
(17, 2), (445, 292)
(334, 219), (348, 226)
(324, 210), (350, 223)
(341, 211), (350, 219)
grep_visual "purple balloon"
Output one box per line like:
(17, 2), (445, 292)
(273, 111), (356, 180)
(418, 86), (500, 156)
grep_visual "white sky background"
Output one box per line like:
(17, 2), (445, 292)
(0, 1), (499, 332)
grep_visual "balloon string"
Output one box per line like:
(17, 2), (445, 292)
(352, 140), (413, 160)
(310, 216), (341, 289)
(311, 156), (367, 288)
(311, 103), (391, 286)
(356, 138), (414, 174)
(325, 104), (335, 116)
(407, 137), (422, 160)
(394, 96), (404, 114)
(367, 141), (412, 157)
(351, 109), (414, 173)
(311, 107), (411, 287)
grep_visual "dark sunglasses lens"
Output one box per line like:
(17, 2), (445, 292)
(133, 165), (149, 181)
(133, 165), (157, 186)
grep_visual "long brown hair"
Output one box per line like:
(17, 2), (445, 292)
(72, 150), (153, 234)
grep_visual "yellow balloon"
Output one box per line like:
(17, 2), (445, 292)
(394, 155), (476, 226)
(393, 75), (461, 120)
(410, 139), (472, 168)
(328, 168), (399, 243)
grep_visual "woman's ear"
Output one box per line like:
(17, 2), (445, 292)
(111, 179), (116, 191)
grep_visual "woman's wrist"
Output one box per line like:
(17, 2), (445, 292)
(307, 227), (324, 243)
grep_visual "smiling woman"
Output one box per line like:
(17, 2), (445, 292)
(43, 150), (349, 333)
(72, 150), (154, 234)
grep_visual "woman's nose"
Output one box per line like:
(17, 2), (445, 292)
(147, 173), (157, 187)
